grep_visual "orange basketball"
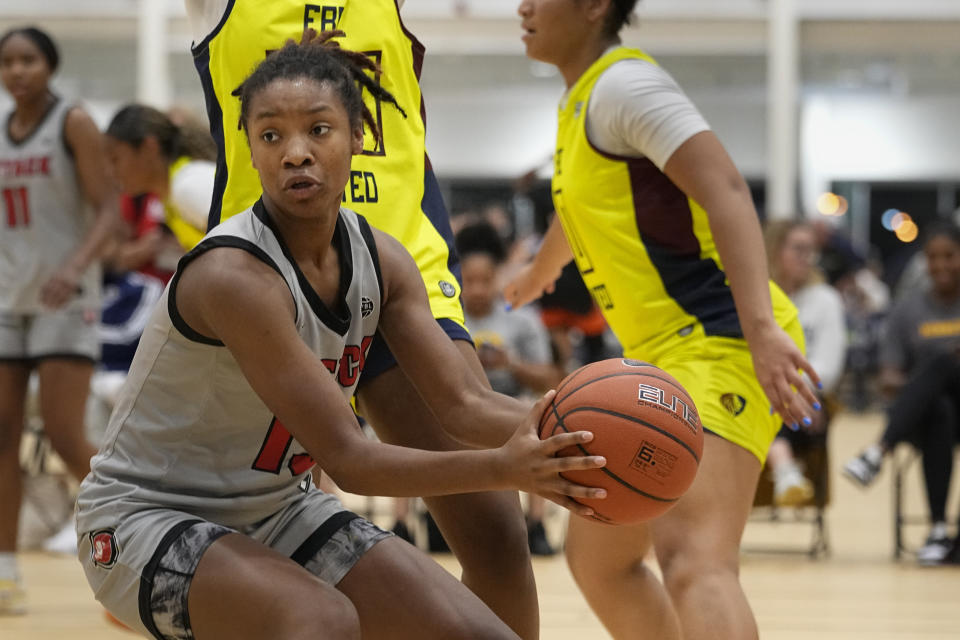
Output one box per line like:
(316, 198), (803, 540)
(539, 358), (703, 525)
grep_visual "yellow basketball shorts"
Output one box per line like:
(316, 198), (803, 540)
(628, 317), (805, 465)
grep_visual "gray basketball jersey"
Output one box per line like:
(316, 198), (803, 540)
(0, 97), (100, 312)
(78, 201), (383, 531)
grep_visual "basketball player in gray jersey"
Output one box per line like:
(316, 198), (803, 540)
(77, 34), (606, 640)
(0, 26), (117, 614)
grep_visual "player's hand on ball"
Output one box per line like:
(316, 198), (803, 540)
(499, 390), (607, 518)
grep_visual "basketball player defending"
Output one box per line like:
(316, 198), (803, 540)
(76, 35), (606, 640)
(506, 1), (821, 639)
(185, 2), (541, 635)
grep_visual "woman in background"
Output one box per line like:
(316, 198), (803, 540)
(0, 26), (117, 614)
(844, 223), (960, 565)
(104, 104), (214, 253)
(765, 220), (847, 506)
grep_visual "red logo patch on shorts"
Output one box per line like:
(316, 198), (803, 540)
(91, 530), (119, 569)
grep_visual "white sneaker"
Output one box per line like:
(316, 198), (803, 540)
(42, 518), (78, 556)
(0, 578), (26, 615)
(773, 464), (815, 507)
(917, 533), (953, 566)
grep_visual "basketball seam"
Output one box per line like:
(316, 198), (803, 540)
(562, 406), (701, 464)
(551, 403), (678, 504)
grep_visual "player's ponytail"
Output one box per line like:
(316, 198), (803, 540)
(106, 104), (216, 163)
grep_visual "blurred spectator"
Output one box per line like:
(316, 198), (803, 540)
(811, 219), (889, 410)
(457, 220), (563, 555)
(764, 221), (847, 506)
(843, 222), (960, 565)
(104, 104), (214, 252)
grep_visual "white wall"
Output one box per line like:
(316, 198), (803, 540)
(801, 95), (960, 212)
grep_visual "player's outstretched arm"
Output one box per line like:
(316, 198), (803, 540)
(662, 130), (821, 427)
(503, 213), (573, 310)
(175, 246), (604, 508)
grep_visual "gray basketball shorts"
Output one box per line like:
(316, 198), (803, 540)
(78, 491), (391, 640)
(0, 308), (99, 362)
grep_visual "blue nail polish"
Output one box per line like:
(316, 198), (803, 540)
(817, 381), (824, 390)
(769, 406), (774, 415)
(813, 401), (822, 411)
(791, 422), (799, 431)
(802, 416), (812, 427)
(504, 303), (513, 311)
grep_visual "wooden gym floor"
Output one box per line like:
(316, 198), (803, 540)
(3, 410), (959, 639)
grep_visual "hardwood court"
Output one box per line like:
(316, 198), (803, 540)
(3, 410), (959, 639)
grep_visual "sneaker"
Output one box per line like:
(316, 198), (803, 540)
(917, 533), (953, 566)
(843, 449), (883, 488)
(773, 465), (815, 507)
(390, 521), (414, 546)
(42, 518), (78, 555)
(527, 520), (556, 556)
(0, 578), (26, 616)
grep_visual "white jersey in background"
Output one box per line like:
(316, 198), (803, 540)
(77, 203), (383, 532)
(0, 97), (100, 312)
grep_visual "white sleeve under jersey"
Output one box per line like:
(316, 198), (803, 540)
(585, 58), (711, 170)
(185, 0), (229, 44)
(169, 160), (216, 232)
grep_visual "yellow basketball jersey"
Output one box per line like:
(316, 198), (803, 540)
(165, 156), (205, 250)
(553, 47), (795, 355)
(192, 0), (464, 322)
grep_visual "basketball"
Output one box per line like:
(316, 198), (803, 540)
(539, 358), (704, 525)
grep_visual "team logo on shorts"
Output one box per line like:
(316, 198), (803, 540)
(360, 296), (374, 318)
(438, 280), (457, 298)
(90, 529), (119, 569)
(720, 393), (747, 417)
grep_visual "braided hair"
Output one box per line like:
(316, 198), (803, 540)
(235, 29), (406, 143)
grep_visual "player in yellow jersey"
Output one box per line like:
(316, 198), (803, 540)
(506, 2), (822, 639)
(104, 104), (214, 251)
(185, 2), (539, 636)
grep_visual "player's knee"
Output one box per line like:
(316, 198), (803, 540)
(281, 590), (360, 640)
(659, 548), (738, 599)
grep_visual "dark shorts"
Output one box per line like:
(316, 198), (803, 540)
(360, 317), (473, 383)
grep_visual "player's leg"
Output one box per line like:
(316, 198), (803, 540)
(337, 535), (520, 639)
(189, 533), (361, 640)
(355, 338), (538, 639)
(0, 363), (30, 555)
(36, 358), (98, 481)
(564, 516), (680, 639)
(651, 432), (762, 640)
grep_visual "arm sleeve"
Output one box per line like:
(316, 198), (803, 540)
(169, 160), (216, 232)
(585, 58), (711, 169)
(805, 286), (848, 393)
